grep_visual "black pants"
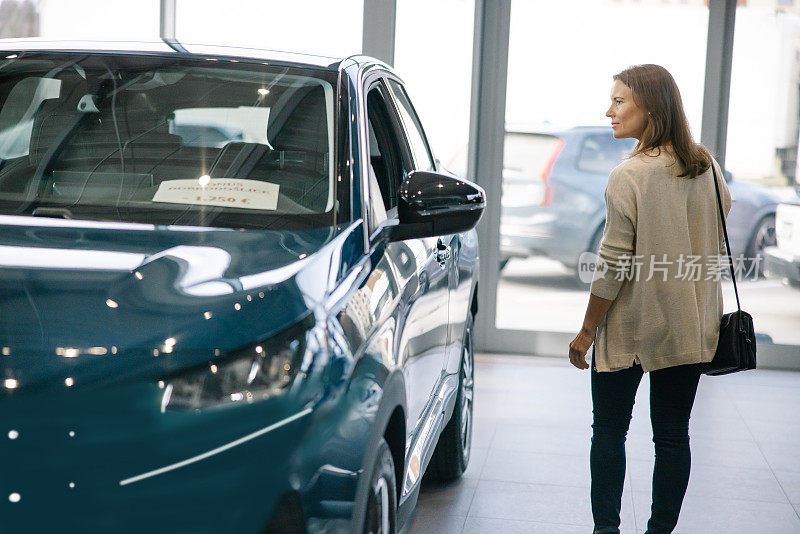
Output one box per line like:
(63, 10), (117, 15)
(590, 348), (703, 534)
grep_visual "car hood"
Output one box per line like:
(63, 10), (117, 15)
(0, 215), (340, 392)
(779, 192), (800, 206)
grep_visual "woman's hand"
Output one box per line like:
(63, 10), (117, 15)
(571, 293), (613, 370)
(569, 327), (595, 370)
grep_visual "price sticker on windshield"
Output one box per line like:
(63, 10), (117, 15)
(152, 178), (279, 210)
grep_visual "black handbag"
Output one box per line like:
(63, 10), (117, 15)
(702, 165), (757, 376)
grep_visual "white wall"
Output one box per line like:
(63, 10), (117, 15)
(38, 0), (362, 58)
(174, 0), (363, 59)
(38, 0), (160, 41)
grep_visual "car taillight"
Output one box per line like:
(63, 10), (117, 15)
(539, 139), (565, 207)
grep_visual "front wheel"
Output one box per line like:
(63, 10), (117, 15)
(362, 439), (397, 534)
(426, 314), (474, 482)
(746, 214), (776, 278)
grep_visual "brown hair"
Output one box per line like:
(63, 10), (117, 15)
(614, 64), (711, 178)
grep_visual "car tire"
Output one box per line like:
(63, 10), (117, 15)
(426, 314), (474, 482)
(362, 438), (397, 534)
(745, 214), (776, 278)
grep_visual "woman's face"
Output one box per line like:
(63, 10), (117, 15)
(606, 80), (648, 140)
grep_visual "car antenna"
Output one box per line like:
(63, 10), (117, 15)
(160, 0), (189, 54)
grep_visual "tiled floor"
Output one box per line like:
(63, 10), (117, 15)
(410, 354), (800, 534)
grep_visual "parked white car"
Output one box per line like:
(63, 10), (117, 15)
(764, 197), (800, 288)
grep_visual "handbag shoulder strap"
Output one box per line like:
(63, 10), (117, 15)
(710, 162), (741, 313)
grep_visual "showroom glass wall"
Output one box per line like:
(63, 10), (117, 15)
(474, 0), (800, 367)
(394, 0), (475, 180)
(721, 2), (800, 348)
(496, 0), (709, 334)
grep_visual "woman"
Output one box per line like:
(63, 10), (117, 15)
(568, 64), (732, 534)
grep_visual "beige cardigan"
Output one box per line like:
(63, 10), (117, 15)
(590, 150), (732, 372)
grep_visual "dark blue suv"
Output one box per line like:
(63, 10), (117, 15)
(0, 41), (484, 533)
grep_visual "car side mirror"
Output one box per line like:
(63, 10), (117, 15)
(387, 171), (485, 241)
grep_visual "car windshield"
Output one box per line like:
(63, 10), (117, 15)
(0, 53), (338, 230)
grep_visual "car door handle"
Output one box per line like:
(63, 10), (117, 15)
(436, 241), (451, 267)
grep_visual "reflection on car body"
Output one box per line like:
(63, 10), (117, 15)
(0, 40), (484, 533)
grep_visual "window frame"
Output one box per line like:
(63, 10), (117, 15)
(366, 81), (404, 212)
(384, 79), (436, 172)
(360, 71), (413, 242)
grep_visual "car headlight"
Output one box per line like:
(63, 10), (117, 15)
(160, 320), (311, 411)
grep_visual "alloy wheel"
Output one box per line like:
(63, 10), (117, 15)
(749, 216), (777, 277)
(460, 324), (474, 464)
(364, 476), (390, 534)
(753, 219), (777, 256)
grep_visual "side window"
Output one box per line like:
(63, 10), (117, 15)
(386, 80), (435, 172)
(577, 134), (635, 174)
(365, 82), (406, 231)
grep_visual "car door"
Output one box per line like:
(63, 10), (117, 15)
(383, 79), (465, 369)
(362, 77), (450, 438)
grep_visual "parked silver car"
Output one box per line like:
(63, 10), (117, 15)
(500, 126), (782, 279)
